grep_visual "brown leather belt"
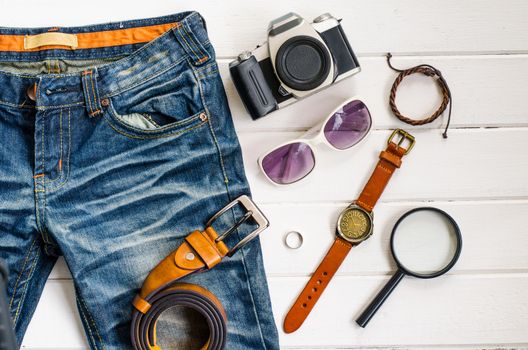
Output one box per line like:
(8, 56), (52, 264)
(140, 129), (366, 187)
(130, 196), (269, 350)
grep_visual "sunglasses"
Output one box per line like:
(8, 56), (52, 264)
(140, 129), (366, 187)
(258, 97), (372, 185)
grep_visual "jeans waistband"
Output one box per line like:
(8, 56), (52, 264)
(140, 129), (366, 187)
(0, 11), (211, 110)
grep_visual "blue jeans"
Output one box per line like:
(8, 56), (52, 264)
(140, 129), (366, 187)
(0, 12), (279, 349)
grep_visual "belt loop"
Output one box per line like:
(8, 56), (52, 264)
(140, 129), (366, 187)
(81, 68), (103, 118)
(173, 19), (210, 66)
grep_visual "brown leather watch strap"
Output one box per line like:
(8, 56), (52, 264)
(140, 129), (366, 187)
(283, 130), (414, 334)
(283, 237), (352, 333)
(356, 140), (408, 212)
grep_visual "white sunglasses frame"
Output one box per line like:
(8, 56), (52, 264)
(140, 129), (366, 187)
(258, 96), (373, 186)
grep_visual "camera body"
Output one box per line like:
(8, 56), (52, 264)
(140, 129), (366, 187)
(229, 12), (361, 120)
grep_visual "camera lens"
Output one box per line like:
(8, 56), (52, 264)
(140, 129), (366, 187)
(275, 36), (331, 91)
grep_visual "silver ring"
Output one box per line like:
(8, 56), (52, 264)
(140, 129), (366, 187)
(284, 231), (303, 249)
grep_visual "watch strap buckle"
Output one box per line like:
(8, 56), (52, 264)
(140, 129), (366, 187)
(388, 129), (415, 155)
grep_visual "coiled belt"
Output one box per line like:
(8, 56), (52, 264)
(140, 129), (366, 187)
(130, 195), (269, 350)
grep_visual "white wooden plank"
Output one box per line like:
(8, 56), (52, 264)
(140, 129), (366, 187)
(21, 276), (528, 348)
(270, 274), (528, 347)
(240, 128), (528, 203)
(1, 0), (527, 56)
(223, 55), (528, 131)
(282, 347), (528, 350)
(48, 200), (528, 279)
(21, 280), (88, 349)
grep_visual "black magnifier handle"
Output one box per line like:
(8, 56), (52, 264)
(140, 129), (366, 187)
(356, 269), (405, 328)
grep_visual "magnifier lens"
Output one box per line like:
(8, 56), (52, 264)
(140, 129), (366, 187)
(357, 208), (462, 328)
(392, 210), (459, 276)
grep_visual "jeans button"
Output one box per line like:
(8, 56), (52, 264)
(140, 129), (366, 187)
(27, 83), (37, 101)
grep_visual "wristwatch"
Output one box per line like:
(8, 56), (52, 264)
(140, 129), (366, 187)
(283, 129), (415, 333)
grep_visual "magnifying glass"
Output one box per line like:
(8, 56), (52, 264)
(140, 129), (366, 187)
(356, 207), (462, 328)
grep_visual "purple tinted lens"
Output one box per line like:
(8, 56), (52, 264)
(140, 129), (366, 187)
(324, 100), (372, 150)
(261, 142), (315, 184)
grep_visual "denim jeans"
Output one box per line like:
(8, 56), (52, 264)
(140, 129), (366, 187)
(0, 12), (279, 349)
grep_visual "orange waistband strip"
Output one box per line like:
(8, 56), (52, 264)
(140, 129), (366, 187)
(0, 22), (180, 52)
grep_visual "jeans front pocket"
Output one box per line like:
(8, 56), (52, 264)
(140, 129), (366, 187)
(102, 58), (208, 139)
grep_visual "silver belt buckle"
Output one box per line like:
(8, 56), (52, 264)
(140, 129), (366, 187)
(205, 195), (269, 257)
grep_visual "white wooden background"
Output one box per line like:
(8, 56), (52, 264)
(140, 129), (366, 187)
(1, 0), (527, 348)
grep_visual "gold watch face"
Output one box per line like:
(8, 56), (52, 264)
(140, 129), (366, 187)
(337, 206), (373, 243)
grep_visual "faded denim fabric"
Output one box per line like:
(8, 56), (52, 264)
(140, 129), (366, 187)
(0, 12), (279, 349)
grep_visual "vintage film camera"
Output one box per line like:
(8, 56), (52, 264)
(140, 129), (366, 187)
(230, 12), (361, 119)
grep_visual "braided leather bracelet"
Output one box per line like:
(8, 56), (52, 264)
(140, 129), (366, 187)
(386, 53), (452, 138)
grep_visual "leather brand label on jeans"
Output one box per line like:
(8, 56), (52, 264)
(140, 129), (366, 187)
(24, 32), (78, 49)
